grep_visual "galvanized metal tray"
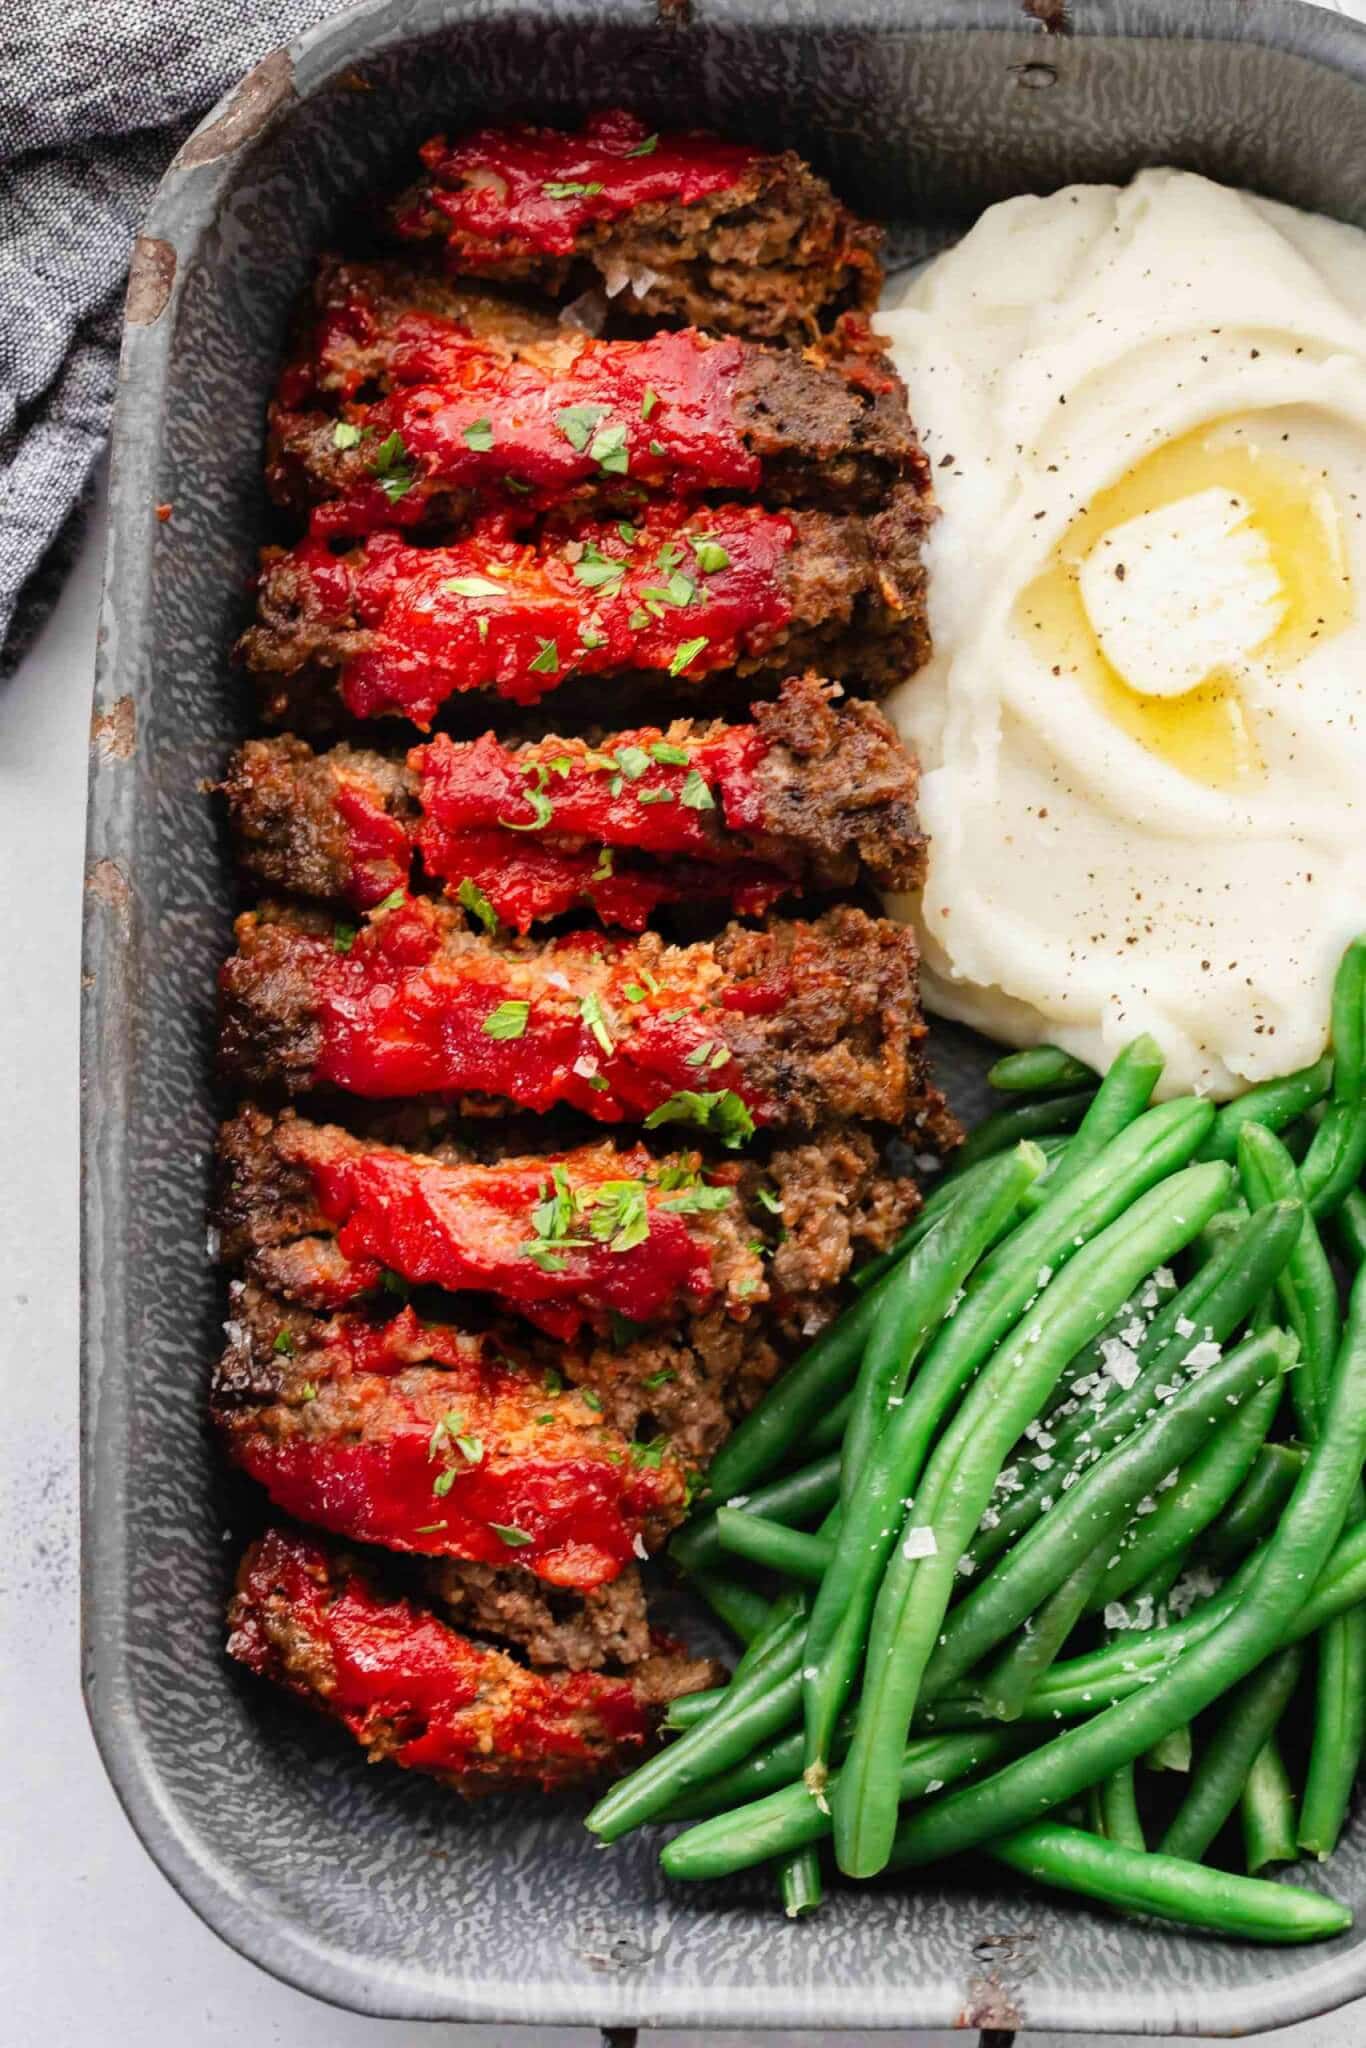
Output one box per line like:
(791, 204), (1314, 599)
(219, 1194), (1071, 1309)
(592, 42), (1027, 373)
(82, 0), (1366, 2028)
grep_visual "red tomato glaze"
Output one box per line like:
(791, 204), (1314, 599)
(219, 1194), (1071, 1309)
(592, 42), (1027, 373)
(397, 108), (764, 261)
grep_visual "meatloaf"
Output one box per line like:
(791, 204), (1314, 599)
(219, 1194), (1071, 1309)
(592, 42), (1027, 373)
(217, 1105), (930, 1347)
(228, 1525), (720, 1792)
(213, 1281), (690, 1588)
(223, 675), (925, 927)
(241, 493), (930, 730)
(389, 107), (882, 342)
(269, 317), (929, 540)
(219, 896), (929, 1134)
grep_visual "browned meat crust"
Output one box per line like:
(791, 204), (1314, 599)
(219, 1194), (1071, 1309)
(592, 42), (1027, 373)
(221, 736), (416, 907)
(423, 1557), (653, 1671)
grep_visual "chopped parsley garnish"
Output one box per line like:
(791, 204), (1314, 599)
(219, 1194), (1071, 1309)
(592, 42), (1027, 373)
(415, 1521), (448, 1533)
(543, 1367), (564, 1394)
(649, 440), (667, 458)
(445, 574), (505, 598)
(735, 1275), (761, 1299)
(680, 768), (715, 811)
(656, 542), (684, 572)
(483, 999), (530, 1040)
(614, 744), (650, 781)
(589, 422), (629, 475)
(333, 922), (357, 954)
(665, 571), (696, 607)
(710, 1044), (732, 1068)
(580, 1388), (603, 1413)
(272, 1329), (294, 1356)
(617, 522), (639, 546)
(557, 403), (609, 452)
(504, 473), (532, 494)
(756, 1185), (784, 1214)
(685, 1040), (716, 1067)
(548, 754), (574, 778)
(332, 420), (364, 450)
(374, 888), (406, 914)
(610, 1310), (644, 1347)
(432, 1467), (456, 1498)
(579, 625), (607, 650)
(669, 635), (709, 676)
(636, 786), (673, 805)
(476, 615), (490, 642)
(462, 417), (494, 452)
(579, 990), (614, 1056)
(649, 740), (690, 766)
(640, 388), (659, 421)
(661, 1184), (734, 1217)
(456, 877), (498, 935)
(572, 540), (626, 589)
(630, 1435), (668, 1470)
(591, 846), (614, 884)
(500, 764), (554, 831)
(623, 981), (648, 1003)
(381, 1269), (410, 1298)
(455, 1433), (484, 1465)
(527, 637), (560, 675)
(369, 429), (417, 503)
(534, 1412), (555, 1426)
(626, 133), (659, 157)
(491, 1523), (534, 1547)
(642, 1367), (675, 1390)
(542, 179), (604, 198)
(627, 607), (649, 631)
(691, 537), (730, 573)
(643, 1089), (756, 1149)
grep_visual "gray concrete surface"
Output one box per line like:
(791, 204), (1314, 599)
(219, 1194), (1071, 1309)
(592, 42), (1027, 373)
(4, 460), (1364, 2043)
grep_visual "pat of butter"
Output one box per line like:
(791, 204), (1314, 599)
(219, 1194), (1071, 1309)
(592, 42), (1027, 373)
(1078, 487), (1285, 697)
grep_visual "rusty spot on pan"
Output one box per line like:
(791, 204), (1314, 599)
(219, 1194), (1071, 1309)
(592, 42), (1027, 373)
(125, 238), (176, 327)
(175, 47), (296, 169)
(91, 697), (136, 762)
(86, 858), (131, 918)
(1023, 0), (1071, 30)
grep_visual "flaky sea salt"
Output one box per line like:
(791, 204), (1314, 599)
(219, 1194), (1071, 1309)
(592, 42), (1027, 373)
(1100, 1338), (1140, 1389)
(902, 1526), (937, 1559)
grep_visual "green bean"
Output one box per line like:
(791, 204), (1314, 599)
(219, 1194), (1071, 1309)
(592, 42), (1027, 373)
(1301, 1101), (1366, 1217)
(1200, 1442), (1307, 1567)
(668, 1452), (840, 1574)
(1161, 1645), (1305, 1861)
(1331, 938), (1366, 1106)
(666, 1687), (724, 1732)
(1146, 1726), (1194, 1774)
(840, 1145), (1043, 1506)
(659, 1708), (860, 1823)
(796, 1391), (853, 1455)
(969, 1200), (1303, 1574)
(1200, 1053), (1334, 1162)
(852, 1139), (1072, 1293)
(978, 1540), (1113, 1723)
(923, 1330), (1291, 1706)
(989, 1046), (1099, 1094)
(701, 1278), (887, 1503)
(1086, 1372), (1282, 1611)
(976, 1823), (1348, 1944)
(664, 1603), (806, 1738)
(1336, 1188), (1366, 1270)
(1028, 1035), (1164, 1205)
(1242, 1735), (1297, 1873)
(1097, 1762), (1145, 1851)
(946, 1090), (1095, 1176)
(1299, 1604), (1366, 1859)
(661, 1731), (1016, 1882)
(833, 1159), (1232, 1875)
(1238, 1125), (1340, 1435)
(879, 1257), (1366, 1873)
(778, 1846), (822, 1918)
(586, 1648), (804, 1841)
(715, 1509), (830, 1585)
(689, 1571), (772, 1647)
(801, 1098), (1216, 1776)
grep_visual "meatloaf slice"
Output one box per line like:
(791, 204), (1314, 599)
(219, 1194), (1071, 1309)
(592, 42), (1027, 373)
(223, 676), (925, 928)
(421, 1556), (653, 1671)
(218, 896), (929, 1134)
(227, 1526), (719, 1792)
(239, 492), (930, 730)
(390, 108), (881, 343)
(216, 1106), (929, 1353)
(213, 1281), (690, 1589)
(269, 318), (929, 540)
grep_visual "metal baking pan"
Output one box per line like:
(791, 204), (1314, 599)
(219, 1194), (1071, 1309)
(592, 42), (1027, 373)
(81, 0), (1366, 2028)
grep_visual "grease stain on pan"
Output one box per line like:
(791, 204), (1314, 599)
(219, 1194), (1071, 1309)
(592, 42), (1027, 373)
(91, 697), (135, 762)
(175, 46), (296, 170)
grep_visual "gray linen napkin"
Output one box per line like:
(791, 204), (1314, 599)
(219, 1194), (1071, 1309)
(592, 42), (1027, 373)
(0, 2), (350, 661)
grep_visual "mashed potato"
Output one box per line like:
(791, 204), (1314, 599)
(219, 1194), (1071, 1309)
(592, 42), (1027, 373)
(880, 169), (1366, 1097)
